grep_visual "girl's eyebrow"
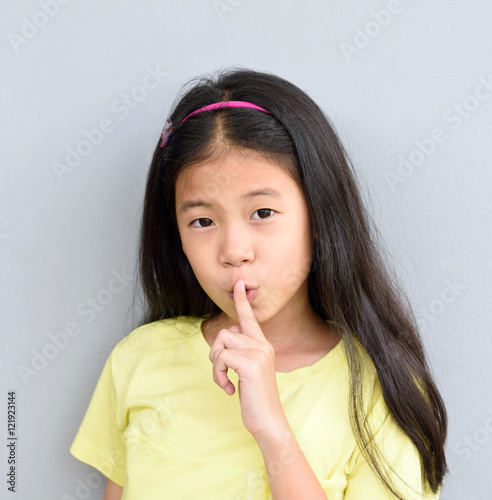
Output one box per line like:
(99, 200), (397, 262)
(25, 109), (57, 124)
(179, 188), (284, 214)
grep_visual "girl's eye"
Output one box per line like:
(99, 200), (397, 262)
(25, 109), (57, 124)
(190, 218), (214, 228)
(251, 208), (275, 220)
(189, 209), (276, 228)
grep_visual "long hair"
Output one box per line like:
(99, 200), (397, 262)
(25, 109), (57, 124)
(136, 67), (447, 498)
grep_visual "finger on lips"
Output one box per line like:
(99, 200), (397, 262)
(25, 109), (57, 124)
(233, 280), (264, 340)
(209, 280), (271, 395)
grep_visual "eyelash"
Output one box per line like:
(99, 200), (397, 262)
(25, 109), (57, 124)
(189, 208), (276, 228)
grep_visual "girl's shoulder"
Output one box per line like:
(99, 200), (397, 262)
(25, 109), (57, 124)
(111, 315), (204, 356)
(99, 316), (205, 385)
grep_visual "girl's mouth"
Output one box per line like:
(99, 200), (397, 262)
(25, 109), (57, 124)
(227, 288), (258, 303)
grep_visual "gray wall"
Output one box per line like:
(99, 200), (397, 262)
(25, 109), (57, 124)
(2, 1), (491, 499)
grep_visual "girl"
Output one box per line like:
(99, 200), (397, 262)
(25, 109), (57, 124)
(70, 68), (447, 500)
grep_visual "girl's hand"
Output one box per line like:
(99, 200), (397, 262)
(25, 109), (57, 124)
(209, 280), (289, 439)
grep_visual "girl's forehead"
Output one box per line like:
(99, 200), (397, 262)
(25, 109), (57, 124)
(182, 148), (284, 173)
(176, 152), (291, 194)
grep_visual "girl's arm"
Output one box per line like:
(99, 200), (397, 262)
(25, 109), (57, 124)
(210, 281), (328, 499)
(103, 478), (123, 500)
(255, 424), (328, 500)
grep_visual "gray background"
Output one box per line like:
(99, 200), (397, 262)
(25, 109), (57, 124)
(2, 1), (491, 499)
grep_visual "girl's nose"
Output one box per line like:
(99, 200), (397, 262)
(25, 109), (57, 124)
(219, 228), (255, 266)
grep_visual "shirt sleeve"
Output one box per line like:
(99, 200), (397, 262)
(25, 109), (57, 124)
(69, 349), (126, 487)
(344, 382), (440, 500)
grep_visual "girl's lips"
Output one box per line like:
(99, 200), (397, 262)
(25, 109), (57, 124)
(228, 288), (258, 303)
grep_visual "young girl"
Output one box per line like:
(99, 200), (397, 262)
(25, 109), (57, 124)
(70, 68), (447, 500)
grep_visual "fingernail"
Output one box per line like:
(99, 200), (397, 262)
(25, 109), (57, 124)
(241, 281), (246, 292)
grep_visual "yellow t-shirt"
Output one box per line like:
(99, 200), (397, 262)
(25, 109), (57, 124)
(69, 316), (439, 499)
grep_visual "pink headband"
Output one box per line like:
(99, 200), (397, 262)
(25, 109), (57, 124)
(180, 100), (272, 125)
(159, 100), (272, 148)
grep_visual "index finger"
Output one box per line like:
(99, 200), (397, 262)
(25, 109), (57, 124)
(233, 280), (265, 340)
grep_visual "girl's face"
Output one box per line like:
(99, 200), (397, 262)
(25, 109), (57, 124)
(175, 149), (315, 326)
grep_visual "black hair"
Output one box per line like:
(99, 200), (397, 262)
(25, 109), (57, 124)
(135, 67), (447, 498)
